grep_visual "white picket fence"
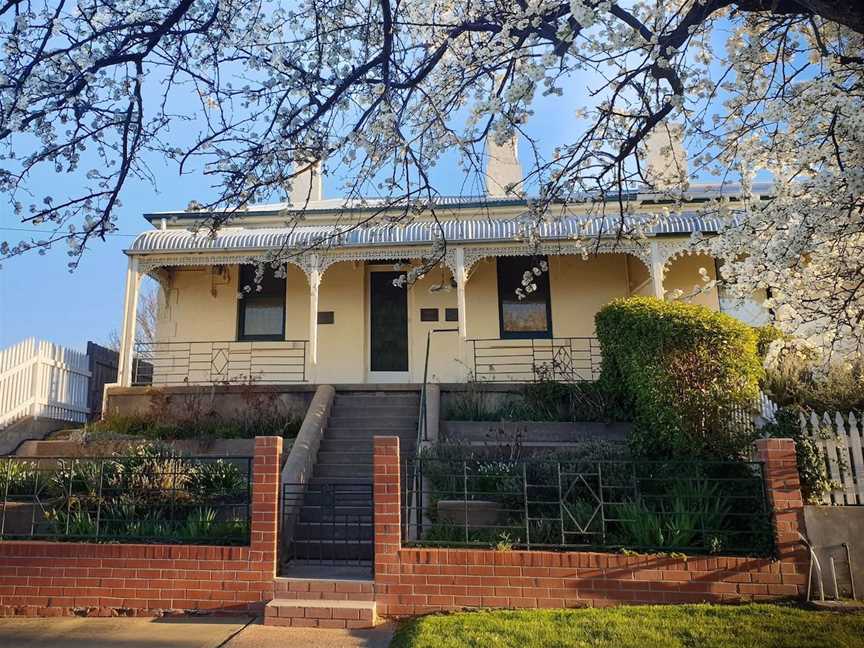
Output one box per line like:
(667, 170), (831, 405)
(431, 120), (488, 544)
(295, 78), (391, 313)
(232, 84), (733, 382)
(801, 410), (864, 506)
(0, 338), (91, 431)
(757, 391), (779, 423)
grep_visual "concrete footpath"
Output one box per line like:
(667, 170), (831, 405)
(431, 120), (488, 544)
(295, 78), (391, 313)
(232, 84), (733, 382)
(0, 616), (396, 648)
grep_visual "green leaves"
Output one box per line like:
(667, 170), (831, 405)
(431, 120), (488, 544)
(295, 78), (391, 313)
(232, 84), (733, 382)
(596, 297), (763, 461)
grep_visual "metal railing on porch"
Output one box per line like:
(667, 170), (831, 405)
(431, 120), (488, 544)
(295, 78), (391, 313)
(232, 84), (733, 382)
(132, 340), (308, 386)
(469, 337), (602, 383)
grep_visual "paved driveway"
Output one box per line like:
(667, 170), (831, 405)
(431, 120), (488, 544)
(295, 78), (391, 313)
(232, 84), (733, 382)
(0, 617), (395, 648)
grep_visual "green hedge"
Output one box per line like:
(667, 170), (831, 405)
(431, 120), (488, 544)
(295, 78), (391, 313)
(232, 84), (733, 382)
(595, 297), (763, 460)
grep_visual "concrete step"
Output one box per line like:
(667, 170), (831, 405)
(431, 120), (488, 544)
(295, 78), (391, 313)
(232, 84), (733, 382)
(297, 508), (373, 524)
(327, 416), (418, 428)
(333, 398), (417, 406)
(287, 539), (374, 562)
(334, 399), (418, 408)
(308, 476), (374, 485)
(331, 404), (418, 416)
(313, 464), (377, 479)
(324, 427), (417, 443)
(264, 597), (377, 629)
(316, 441), (407, 454)
(317, 451), (374, 465)
(335, 392), (418, 400)
(293, 521), (373, 541)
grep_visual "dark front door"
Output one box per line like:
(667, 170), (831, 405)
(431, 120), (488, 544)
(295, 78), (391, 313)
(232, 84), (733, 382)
(370, 271), (409, 372)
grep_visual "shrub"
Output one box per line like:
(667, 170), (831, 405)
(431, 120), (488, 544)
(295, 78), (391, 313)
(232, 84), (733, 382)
(187, 460), (248, 498)
(595, 297), (763, 460)
(445, 381), (499, 421)
(0, 461), (49, 497)
(754, 324), (786, 360)
(761, 348), (864, 412)
(444, 378), (630, 423)
(85, 381), (304, 442)
(85, 409), (303, 441)
(614, 478), (730, 551)
(3, 441), (252, 545)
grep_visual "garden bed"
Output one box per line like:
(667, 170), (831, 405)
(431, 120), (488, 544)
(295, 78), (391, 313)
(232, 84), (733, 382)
(441, 421), (630, 445)
(20, 436), (272, 459)
(408, 441), (772, 555)
(390, 604), (864, 648)
(0, 445), (253, 545)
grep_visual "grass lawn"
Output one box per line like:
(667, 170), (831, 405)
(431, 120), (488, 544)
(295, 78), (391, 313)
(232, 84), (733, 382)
(389, 604), (864, 648)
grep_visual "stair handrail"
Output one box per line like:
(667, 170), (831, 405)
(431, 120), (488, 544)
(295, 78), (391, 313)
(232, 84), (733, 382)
(407, 328), (458, 540)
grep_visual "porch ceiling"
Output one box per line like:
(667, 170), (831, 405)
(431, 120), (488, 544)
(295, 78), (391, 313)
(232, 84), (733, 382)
(129, 212), (724, 255)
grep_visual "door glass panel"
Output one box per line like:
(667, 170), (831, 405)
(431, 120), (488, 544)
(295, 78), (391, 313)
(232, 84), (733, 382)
(370, 272), (409, 372)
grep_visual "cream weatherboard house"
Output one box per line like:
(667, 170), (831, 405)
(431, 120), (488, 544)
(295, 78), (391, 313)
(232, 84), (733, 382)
(110, 144), (768, 394)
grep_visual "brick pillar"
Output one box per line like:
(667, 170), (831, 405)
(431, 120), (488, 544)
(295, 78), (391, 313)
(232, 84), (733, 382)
(252, 436), (283, 577)
(756, 438), (806, 562)
(373, 436), (402, 585)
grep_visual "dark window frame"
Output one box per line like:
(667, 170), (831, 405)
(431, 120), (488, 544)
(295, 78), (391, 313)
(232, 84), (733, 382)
(237, 264), (287, 342)
(496, 256), (553, 340)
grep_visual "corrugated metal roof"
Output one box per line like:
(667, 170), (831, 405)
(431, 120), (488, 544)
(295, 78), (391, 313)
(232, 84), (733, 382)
(141, 183), (774, 222)
(129, 213), (723, 254)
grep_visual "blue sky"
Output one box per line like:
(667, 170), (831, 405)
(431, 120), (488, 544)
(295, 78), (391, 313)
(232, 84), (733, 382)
(0, 45), (633, 353)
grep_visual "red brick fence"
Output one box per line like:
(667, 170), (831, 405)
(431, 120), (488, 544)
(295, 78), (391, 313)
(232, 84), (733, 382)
(372, 436), (809, 616)
(0, 435), (808, 619)
(0, 437), (282, 617)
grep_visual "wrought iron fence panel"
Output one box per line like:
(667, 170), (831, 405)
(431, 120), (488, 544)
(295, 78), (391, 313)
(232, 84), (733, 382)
(401, 457), (773, 556)
(0, 455), (252, 545)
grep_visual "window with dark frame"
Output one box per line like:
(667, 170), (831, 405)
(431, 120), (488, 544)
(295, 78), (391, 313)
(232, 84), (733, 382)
(496, 256), (552, 339)
(237, 264), (286, 341)
(420, 308), (439, 322)
(445, 308), (459, 322)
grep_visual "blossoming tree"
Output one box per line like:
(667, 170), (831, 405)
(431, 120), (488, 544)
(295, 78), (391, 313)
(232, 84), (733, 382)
(1, 0), (861, 351)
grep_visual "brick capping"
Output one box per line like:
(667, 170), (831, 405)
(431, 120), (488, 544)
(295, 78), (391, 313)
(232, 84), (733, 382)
(372, 435), (809, 617)
(0, 436), (282, 618)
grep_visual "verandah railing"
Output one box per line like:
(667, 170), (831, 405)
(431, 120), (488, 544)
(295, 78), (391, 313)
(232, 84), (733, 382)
(402, 457), (773, 556)
(132, 340), (307, 386)
(0, 454), (252, 544)
(468, 337), (602, 383)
